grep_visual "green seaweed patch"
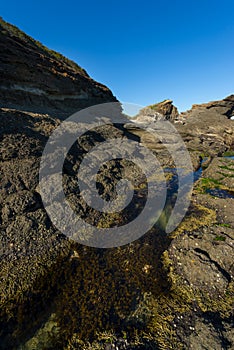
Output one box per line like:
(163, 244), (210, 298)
(223, 150), (234, 157)
(217, 171), (234, 178)
(50, 229), (171, 347)
(216, 223), (231, 228)
(218, 165), (234, 171)
(201, 177), (222, 186)
(194, 177), (229, 194)
(199, 152), (210, 158)
(170, 204), (216, 239)
(214, 235), (226, 241)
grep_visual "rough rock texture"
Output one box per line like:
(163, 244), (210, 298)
(177, 95), (234, 156)
(190, 94), (234, 119)
(123, 97), (234, 349)
(126, 95), (234, 169)
(166, 157), (234, 350)
(149, 99), (179, 120)
(0, 18), (116, 115)
(0, 18), (119, 349)
(134, 99), (179, 123)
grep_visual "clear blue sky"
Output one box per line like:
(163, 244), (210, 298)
(1, 0), (234, 111)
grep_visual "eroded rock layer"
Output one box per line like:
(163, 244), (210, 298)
(0, 18), (116, 114)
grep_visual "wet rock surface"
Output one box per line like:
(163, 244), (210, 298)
(4, 109), (231, 350)
(166, 157), (234, 350)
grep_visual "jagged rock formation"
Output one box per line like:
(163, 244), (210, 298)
(150, 99), (179, 120)
(0, 17), (116, 114)
(190, 94), (234, 119)
(134, 99), (179, 123)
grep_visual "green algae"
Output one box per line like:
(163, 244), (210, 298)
(214, 235), (226, 241)
(223, 151), (234, 157)
(14, 199), (233, 350)
(169, 204), (216, 239)
(3, 175), (232, 350)
(0, 249), (71, 348)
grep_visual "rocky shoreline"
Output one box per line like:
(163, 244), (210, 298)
(0, 17), (234, 350)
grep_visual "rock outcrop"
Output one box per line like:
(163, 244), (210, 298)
(190, 94), (234, 119)
(177, 95), (234, 157)
(134, 99), (179, 123)
(126, 95), (234, 166)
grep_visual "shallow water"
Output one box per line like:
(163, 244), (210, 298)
(206, 188), (234, 199)
(194, 166), (203, 182)
(193, 157), (208, 182)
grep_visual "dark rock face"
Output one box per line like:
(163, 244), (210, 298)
(0, 18), (116, 114)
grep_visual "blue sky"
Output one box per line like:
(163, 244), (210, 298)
(1, 0), (234, 111)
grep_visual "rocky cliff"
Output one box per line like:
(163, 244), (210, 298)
(0, 17), (116, 114)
